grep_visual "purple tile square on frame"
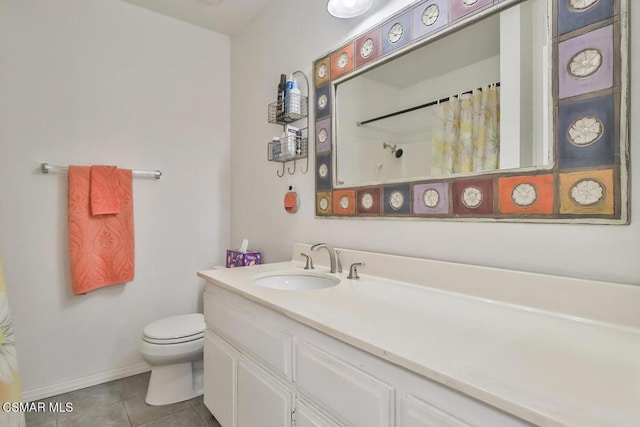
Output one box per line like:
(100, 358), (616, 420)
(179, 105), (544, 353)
(558, 25), (614, 99)
(448, 0), (492, 22)
(412, 0), (448, 40)
(316, 118), (332, 154)
(413, 182), (449, 215)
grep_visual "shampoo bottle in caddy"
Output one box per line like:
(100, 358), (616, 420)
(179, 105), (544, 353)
(289, 78), (301, 115)
(284, 74), (294, 115)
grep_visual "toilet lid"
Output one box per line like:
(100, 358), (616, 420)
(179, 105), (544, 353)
(143, 313), (205, 341)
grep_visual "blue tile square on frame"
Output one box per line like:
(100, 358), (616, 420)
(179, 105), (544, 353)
(558, 0), (614, 36)
(315, 84), (332, 120)
(558, 94), (615, 171)
(316, 153), (332, 191)
(382, 11), (412, 55)
(383, 185), (411, 215)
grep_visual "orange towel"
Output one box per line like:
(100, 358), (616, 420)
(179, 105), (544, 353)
(68, 166), (134, 294)
(90, 165), (121, 215)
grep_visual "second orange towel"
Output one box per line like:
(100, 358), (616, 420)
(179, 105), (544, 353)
(90, 165), (121, 215)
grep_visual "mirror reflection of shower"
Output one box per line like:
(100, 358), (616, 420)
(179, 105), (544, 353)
(382, 143), (403, 158)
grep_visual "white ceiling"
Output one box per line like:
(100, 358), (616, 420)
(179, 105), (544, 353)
(119, 0), (272, 36)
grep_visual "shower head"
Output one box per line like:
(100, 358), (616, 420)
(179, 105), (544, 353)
(382, 143), (403, 158)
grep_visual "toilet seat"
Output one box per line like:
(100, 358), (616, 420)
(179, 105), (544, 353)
(143, 313), (204, 345)
(143, 331), (204, 345)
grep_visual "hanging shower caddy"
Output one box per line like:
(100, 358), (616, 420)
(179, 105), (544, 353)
(267, 70), (309, 177)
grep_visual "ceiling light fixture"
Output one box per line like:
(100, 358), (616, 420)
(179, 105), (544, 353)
(327, 0), (373, 18)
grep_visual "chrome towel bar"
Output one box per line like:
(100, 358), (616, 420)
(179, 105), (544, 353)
(40, 162), (162, 179)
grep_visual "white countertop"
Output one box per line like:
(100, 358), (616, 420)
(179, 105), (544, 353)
(198, 261), (640, 427)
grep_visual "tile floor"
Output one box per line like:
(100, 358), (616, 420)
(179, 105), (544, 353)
(25, 372), (221, 427)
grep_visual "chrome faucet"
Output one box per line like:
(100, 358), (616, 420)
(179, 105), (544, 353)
(310, 243), (342, 273)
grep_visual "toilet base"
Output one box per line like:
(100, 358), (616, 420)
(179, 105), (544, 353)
(145, 361), (203, 406)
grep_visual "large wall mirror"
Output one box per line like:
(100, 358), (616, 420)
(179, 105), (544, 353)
(313, 0), (629, 224)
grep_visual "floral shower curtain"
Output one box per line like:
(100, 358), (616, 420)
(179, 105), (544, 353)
(431, 85), (500, 175)
(0, 260), (24, 427)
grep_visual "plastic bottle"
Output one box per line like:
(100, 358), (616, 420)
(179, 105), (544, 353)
(295, 129), (302, 156)
(270, 137), (281, 159)
(277, 74), (286, 121)
(284, 75), (294, 115)
(289, 78), (301, 116)
(280, 131), (293, 158)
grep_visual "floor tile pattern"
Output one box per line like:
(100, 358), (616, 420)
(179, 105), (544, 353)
(25, 372), (221, 427)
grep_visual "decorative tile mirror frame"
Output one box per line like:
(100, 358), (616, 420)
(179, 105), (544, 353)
(313, 0), (629, 223)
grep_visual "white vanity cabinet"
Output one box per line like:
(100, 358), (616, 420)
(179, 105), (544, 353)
(198, 245), (640, 426)
(203, 284), (528, 427)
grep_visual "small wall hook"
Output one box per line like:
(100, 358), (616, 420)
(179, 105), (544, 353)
(287, 160), (296, 175)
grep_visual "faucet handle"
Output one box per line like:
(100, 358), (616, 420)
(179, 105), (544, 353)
(300, 253), (314, 270)
(335, 249), (343, 273)
(347, 262), (365, 280)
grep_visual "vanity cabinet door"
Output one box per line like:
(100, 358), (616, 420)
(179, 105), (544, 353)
(237, 356), (294, 427)
(204, 330), (238, 427)
(399, 395), (471, 427)
(295, 341), (394, 427)
(295, 399), (340, 427)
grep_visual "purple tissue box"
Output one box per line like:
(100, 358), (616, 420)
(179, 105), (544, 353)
(226, 250), (261, 268)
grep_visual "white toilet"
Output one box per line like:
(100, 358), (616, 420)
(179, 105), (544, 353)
(140, 313), (205, 405)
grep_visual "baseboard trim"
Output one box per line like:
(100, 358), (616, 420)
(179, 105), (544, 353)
(23, 362), (151, 402)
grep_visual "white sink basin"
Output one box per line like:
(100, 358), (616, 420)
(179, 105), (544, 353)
(253, 272), (339, 291)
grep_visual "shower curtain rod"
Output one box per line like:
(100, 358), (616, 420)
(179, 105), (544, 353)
(356, 81), (500, 127)
(40, 162), (162, 179)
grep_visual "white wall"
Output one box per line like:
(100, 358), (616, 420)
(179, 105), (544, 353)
(0, 0), (230, 395)
(337, 76), (398, 185)
(230, 0), (640, 286)
(500, 0), (546, 169)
